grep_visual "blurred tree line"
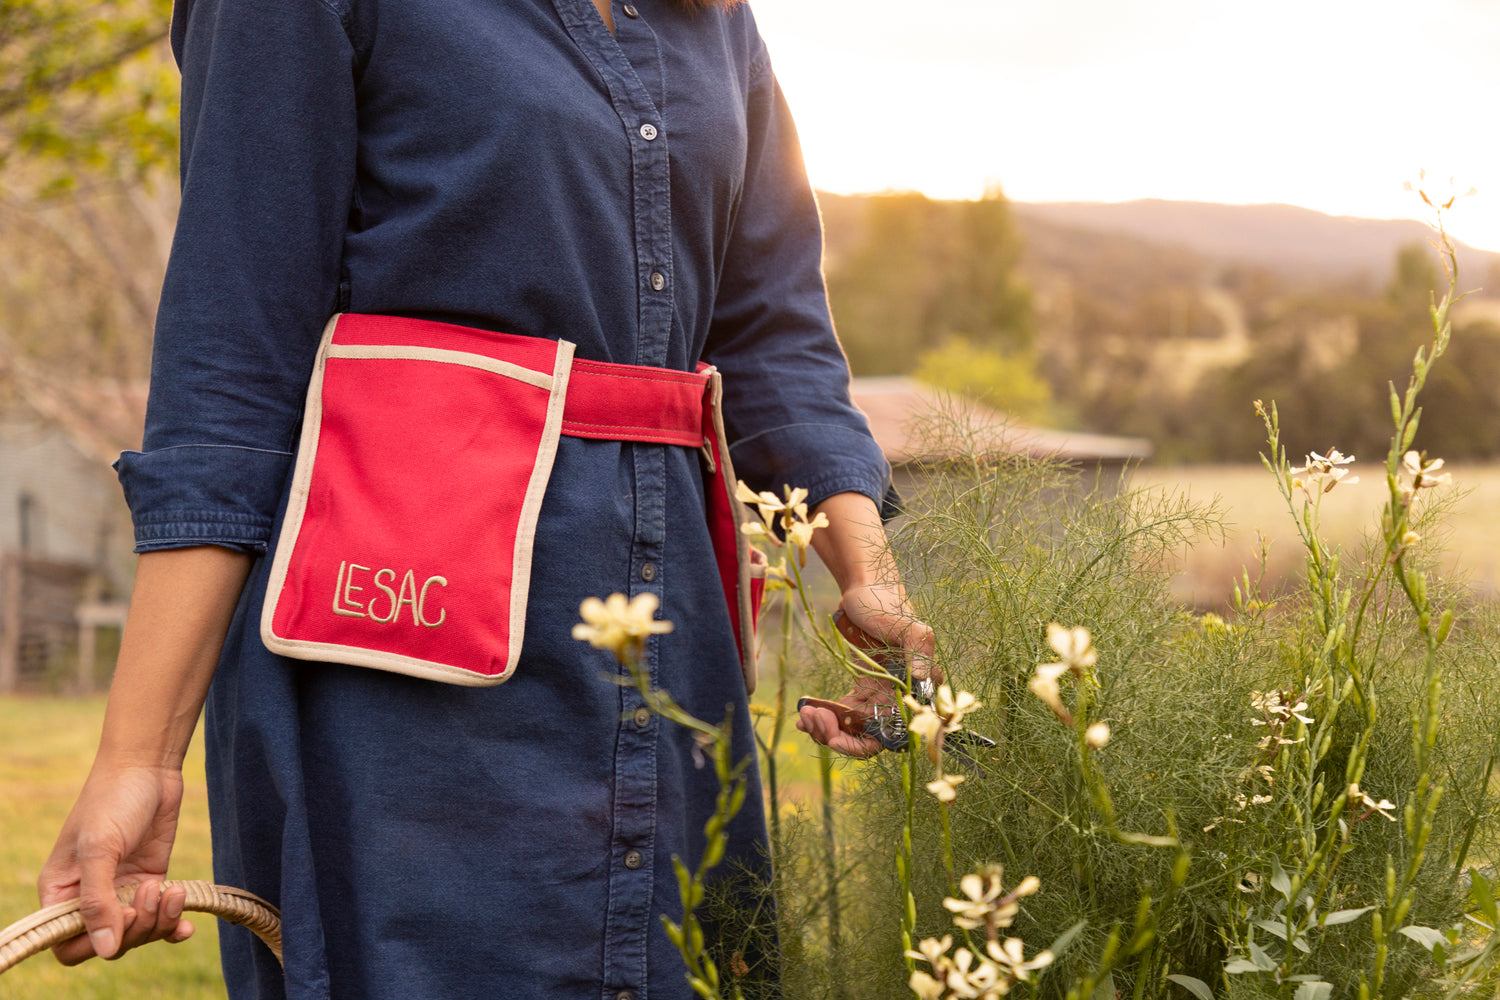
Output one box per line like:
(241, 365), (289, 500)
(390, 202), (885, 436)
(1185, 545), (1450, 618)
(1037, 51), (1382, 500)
(0, 0), (175, 399)
(823, 191), (1500, 463)
(821, 191), (1053, 423)
(1194, 245), (1500, 463)
(6, 3), (1500, 468)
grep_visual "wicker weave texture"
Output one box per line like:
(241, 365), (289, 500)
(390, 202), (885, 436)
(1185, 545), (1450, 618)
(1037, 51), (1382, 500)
(0, 880), (282, 974)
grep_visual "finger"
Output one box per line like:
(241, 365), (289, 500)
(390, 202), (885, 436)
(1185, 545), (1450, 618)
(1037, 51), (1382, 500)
(165, 917), (196, 944)
(62, 904), (137, 965)
(118, 881), (162, 953)
(825, 731), (883, 758)
(157, 883), (188, 940)
(796, 705), (882, 759)
(75, 841), (126, 960)
(796, 704), (846, 744)
(53, 932), (99, 966)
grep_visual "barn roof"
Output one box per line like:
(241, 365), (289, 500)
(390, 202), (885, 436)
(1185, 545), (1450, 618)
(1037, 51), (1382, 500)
(850, 377), (1152, 466)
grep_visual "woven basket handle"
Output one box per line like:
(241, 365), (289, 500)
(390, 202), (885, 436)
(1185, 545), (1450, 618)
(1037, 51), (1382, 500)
(0, 880), (282, 975)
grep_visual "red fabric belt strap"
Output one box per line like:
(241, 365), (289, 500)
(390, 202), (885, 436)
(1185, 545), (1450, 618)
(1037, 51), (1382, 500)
(331, 311), (712, 448)
(561, 358), (711, 448)
(269, 313), (760, 690)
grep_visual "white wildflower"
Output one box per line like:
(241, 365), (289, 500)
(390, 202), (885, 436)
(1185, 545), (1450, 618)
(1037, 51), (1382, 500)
(572, 592), (673, 663)
(926, 773), (967, 803)
(1290, 448), (1358, 498)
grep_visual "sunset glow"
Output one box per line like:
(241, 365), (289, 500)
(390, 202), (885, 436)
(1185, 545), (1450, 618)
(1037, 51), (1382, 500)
(753, 0), (1500, 255)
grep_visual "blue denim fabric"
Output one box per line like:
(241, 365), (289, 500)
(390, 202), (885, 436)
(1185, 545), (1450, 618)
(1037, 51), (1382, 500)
(118, 0), (890, 996)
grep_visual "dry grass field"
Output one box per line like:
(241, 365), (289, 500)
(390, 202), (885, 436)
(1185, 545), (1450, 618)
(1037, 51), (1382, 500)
(1131, 461), (1500, 608)
(0, 697), (225, 999)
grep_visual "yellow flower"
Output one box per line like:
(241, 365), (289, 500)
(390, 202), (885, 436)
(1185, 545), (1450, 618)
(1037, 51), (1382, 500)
(1399, 451), (1451, 504)
(734, 481), (828, 561)
(1348, 783), (1397, 822)
(1045, 623), (1096, 670)
(1249, 690), (1313, 726)
(953, 948), (1003, 995)
(906, 935), (955, 968)
(908, 970), (945, 1000)
(572, 592), (673, 664)
(934, 685), (981, 729)
(786, 511), (829, 561)
(926, 773), (966, 803)
(905, 697), (944, 742)
(1027, 662), (1073, 726)
(1290, 448), (1358, 498)
(986, 938), (1054, 982)
(758, 557), (792, 595)
(735, 480), (785, 532)
(945, 871), (1005, 930)
(943, 865), (1036, 934)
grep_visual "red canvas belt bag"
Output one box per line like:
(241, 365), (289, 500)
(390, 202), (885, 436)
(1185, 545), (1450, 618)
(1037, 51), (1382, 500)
(260, 313), (763, 689)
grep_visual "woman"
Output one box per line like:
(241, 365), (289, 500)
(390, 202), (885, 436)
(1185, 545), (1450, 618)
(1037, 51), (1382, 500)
(40, 0), (928, 995)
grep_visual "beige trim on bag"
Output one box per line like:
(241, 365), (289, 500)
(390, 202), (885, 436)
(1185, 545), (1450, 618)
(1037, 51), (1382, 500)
(506, 339), (574, 676)
(326, 343), (556, 390)
(260, 314), (577, 686)
(705, 370), (760, 695)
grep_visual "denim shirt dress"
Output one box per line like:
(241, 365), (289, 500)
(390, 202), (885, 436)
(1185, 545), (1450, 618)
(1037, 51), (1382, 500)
(115, 0), (890, 996)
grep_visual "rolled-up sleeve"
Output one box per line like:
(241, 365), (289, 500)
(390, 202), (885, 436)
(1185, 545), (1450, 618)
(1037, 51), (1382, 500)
(704, 46), (890, 512)
(116, 0), (358, 552)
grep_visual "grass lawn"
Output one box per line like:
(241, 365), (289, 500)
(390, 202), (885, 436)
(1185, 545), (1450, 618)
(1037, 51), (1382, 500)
(0, 696), (226, 999)
(1132, 461), (1500, 607)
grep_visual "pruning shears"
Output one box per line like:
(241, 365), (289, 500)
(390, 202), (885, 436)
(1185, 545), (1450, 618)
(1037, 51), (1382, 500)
(796, 611), (997, 756)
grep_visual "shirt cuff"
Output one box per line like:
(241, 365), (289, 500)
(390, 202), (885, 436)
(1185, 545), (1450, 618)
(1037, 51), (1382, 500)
(114, 445), (294, 553)
(728, 422), (890, 513)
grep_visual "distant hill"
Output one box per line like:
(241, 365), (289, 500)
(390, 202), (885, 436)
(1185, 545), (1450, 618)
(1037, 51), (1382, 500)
(1010, 199), (1500, 285)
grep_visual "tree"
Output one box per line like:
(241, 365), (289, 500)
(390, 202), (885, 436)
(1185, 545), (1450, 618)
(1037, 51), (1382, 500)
(912, 335), (1052, 423)
(824, 191), (1032, 375)
(0, 0), (177, 180)
(0, 0), (178, 438)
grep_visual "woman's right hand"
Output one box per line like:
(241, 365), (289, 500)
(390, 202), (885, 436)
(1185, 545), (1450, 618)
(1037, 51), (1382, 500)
(38, 759), (196, 963)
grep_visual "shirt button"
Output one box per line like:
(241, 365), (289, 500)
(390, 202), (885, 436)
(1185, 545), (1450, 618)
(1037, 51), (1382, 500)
(639, 123), (658, 141)
(624, 850), (644, 870)
(648, 271), (666, 292)
(622, 3), (639, 16)
(633, 706), (651, 728)
(640, 561), (657, 581)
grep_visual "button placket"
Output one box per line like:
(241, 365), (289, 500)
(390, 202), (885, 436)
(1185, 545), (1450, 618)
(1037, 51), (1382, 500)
(545, 5), (670, 993)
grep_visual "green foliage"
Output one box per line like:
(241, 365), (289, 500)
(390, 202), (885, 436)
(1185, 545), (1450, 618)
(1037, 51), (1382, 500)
(1034, 234), (1500, 464)
(769, 442), (1500, 999)
(0, 0), (178, 186)
(913, 335), (1054, 424)
(757, 221), (1500, 1000)
(824, 191), (1032, 376)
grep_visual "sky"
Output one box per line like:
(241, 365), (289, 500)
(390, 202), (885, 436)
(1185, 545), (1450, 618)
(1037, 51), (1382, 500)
(749, 0), (1500, 252)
